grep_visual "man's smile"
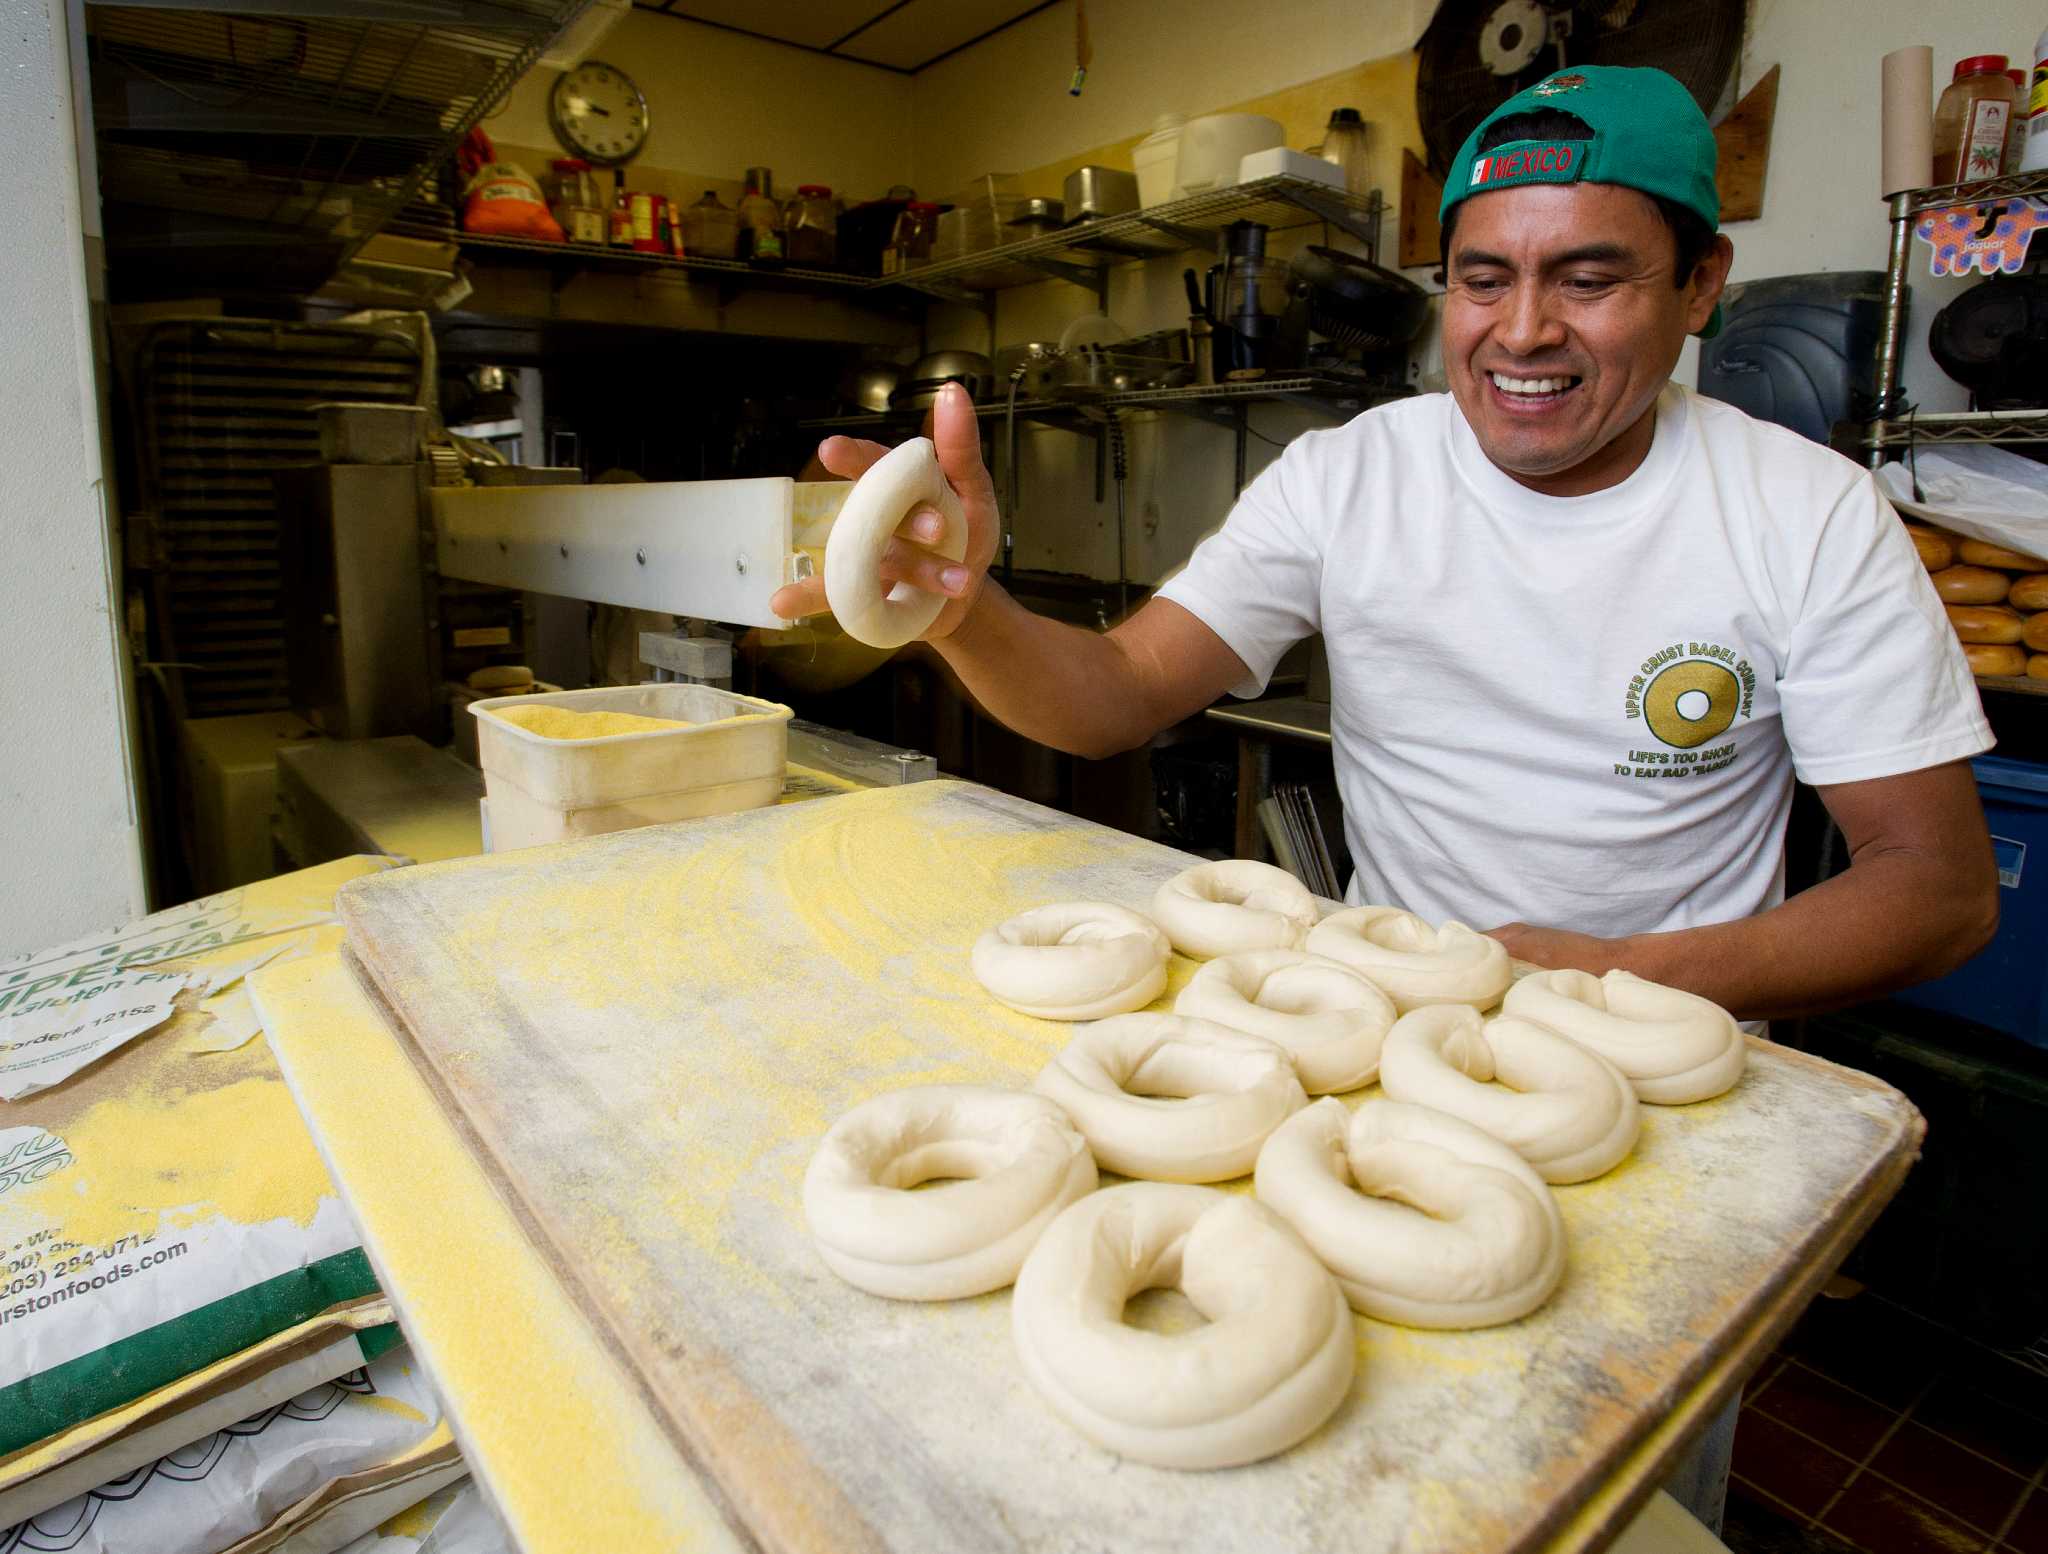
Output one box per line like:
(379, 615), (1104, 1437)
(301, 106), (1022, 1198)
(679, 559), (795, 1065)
(1486, 371), (1585, 410)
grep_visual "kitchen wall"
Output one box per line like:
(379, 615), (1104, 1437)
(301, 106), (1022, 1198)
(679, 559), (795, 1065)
(911, 0), (2043, 588)
(489, 11), (914, 203)
(477, 0), (2038, 592)
(1715, 0), (2042, 412)
(0, 0), (146, 953)
(912, 0), (1438, 197)
(911, 0), (1438, 588)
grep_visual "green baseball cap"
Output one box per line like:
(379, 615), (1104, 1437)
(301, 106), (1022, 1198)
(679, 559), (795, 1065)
(1440, 65), (1723, 336)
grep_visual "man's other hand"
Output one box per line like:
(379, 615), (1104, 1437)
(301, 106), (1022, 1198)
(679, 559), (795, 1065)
(1484, 922), (1623, 976)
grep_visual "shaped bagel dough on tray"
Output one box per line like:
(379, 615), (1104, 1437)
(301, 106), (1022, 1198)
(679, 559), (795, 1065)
(1010, 1182), (1354, 1469)
(804, 1085), (1097, 1300)
(1150, 860), (1320, 960)
(1255, 1097), (1566, 1329)
(971, 902), (1170, 1020)
(1502, 968), (1745, 1104)
(1305, 906), (1512, 1013)
(1377, 1005), (1641, 1184)
(1031, 1013), (1308, 1183)
(1174, 949), (1396, 1093)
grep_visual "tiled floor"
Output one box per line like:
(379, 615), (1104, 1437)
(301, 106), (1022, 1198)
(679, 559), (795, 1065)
(1724, 1292), (2048, 1554)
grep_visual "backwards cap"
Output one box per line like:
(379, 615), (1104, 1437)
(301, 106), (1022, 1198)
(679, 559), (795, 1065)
(1440, 65), (1720, 227)
(1439, 65), (1723, 336)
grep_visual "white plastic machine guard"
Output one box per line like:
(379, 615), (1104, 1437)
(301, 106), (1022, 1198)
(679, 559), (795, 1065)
(431, 478), (851, 629)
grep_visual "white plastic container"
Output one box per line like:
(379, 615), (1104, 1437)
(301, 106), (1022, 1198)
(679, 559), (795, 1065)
(2023, 25), (2048, 172)
(470, 683), (792, 851)
(1236, 147), (1344, 191)
(1174, 113), (1285, 197)
(1133, 113), (1185, 208)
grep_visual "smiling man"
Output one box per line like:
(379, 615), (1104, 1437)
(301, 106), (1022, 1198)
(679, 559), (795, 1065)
(769, 66), (1997, 1032)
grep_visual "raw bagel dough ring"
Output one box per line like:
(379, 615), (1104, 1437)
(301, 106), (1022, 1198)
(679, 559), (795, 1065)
(1150, 860), (1319, 959)
(803, 1085), (1097, 1300)
(821, 436), (969, 649)
(1305, 906), (1511, 1013)
(1174, 949), (1396, 1093)
(1503, 968), (1746, 1104)
(1377, 1006), (1641, 1184)
(972, 902), (1170, 1020)
(1011, 1182), (1354, 1469)
(1031, 1013), (1308, 1182)
(1254, 1097), (1565, 1328)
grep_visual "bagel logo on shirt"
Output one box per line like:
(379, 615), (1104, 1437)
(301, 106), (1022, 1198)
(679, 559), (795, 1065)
(1614, 640), (1758, 781)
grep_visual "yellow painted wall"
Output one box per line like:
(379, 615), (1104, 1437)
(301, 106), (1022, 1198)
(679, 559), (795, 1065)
(911, 0), (1433, 197)
(909, 16), (1436, 590)
(482, 0), (1441, 586)
(485, 12), (913, 210)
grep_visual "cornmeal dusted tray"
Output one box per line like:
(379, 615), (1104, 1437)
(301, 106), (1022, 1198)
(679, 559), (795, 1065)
(333, 780), (1921, 1554)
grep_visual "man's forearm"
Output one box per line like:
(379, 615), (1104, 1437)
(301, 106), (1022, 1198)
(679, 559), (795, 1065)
(1607, 848), (1998, 1021)
(929, 582), (1176, 759)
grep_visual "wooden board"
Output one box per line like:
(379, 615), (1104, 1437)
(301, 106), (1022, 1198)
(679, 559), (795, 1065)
(1714, 65), (1779, 224)
(337, 780), (1923, 1554)
(1401, 150), (1445, 270)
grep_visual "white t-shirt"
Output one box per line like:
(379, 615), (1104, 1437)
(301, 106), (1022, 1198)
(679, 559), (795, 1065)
(1156, 385), (1992, 938)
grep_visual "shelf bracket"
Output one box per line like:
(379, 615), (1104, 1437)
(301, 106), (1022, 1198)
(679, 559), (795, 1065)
(897, 277), (986, 307)
(1132, 215), (1216, 252)
(1280, 186), (1385, 263)
(1012, 254), (1113, 302)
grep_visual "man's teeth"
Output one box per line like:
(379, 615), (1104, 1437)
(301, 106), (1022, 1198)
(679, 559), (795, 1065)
(1491, 373), (1577, 395)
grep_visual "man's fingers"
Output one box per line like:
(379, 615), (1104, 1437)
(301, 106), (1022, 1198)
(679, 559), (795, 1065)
(879, 537), (970, 597)
(895, 503), (944, 546)
(768, 534), (964, 623)
(930, 383), (997, 503)
(815, 435), (891, 481)
(768, 577), (828, 620)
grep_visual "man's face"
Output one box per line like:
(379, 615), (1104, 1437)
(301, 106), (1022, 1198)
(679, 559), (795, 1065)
(1442, 182), (1730, 497)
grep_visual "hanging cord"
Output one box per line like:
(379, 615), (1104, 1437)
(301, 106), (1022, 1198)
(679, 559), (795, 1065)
(1069, 0), (1091, 95)
(1004, 365), (1028, 580)
(1108, 409), (1129, 620)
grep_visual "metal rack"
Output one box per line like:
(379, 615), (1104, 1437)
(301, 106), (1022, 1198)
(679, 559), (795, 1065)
(1864, 166), (2048, 461)
(804, 375), (1401, 513)
(1861, 169), (2048, 699)
(453, 175), (1386, 314)
(454, 231), (882, 291)
(882, 175), (1386, 307)
(799, 374), (1387, 430)
(88, 0), (592, 295)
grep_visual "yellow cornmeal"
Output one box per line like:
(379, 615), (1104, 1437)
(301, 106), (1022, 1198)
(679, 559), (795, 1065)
(494, 706), (693, 740)
(0, 1070), (333, 1250)
(249, 954), (743, 1554)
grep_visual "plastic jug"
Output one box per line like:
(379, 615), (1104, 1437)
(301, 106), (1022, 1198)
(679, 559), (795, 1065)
(1175, 113), (1284, 196)
(1315, 108), (1372, 197)
(1134, 113), (1185, 208)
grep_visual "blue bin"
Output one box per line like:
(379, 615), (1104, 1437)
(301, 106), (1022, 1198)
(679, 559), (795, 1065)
(1894, 754), (2048, 1047)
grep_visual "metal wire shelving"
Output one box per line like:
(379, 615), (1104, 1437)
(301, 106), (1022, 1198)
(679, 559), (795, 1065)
(87, 0), (591, 294)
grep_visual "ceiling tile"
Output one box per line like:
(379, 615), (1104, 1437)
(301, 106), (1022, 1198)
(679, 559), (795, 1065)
(835, 0), (1047, 71)
(659, 0), (895, 51)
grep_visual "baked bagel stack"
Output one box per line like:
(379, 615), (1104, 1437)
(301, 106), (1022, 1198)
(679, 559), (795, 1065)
(1906, 522), (2048, 681)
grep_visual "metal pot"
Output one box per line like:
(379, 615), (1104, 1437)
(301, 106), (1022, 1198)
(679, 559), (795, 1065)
(890, 349), (993, 409)
(845, 363), (900, 414)
(1006, 197), (1066, 237)
(992, 341), (1065, 399)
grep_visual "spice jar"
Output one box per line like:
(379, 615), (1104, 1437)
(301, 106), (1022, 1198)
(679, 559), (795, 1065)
(882, 201), (940, 274)
(683, 190), (740, 259)
(1934, 55), (2017, 184)
(545, 158), (605, 245)
(785, 185), (839, 266)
